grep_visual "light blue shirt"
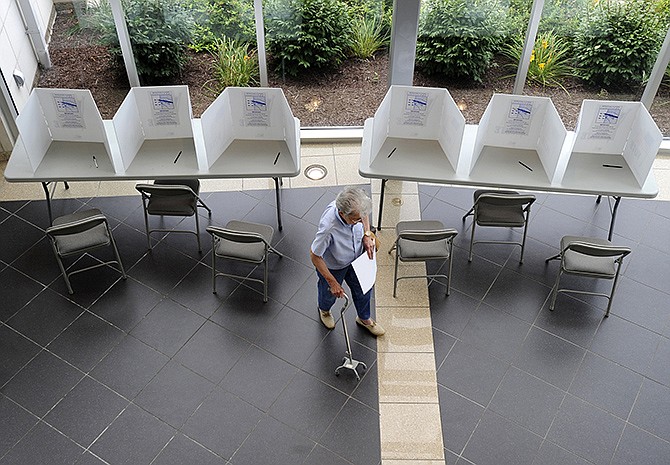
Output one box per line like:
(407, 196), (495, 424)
(311, 201), (364, 270)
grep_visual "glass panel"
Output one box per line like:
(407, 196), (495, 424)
(264, 0), (392, 126)
(515, 0), (668, 132)
(37, 0), (127, 119)
(414, 0), (529, 124)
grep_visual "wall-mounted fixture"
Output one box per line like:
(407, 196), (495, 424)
(13, 70), (25, 87)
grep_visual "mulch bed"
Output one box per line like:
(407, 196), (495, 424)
(38, 2), (670, 133)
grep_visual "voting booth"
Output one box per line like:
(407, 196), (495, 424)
(363, 85), (465, 181)
(12, 88), (117, 178)
(470, 94), (567, 187)
(200, 87), (300, 176)
(112, 85), (198, 175)
(561, 100), (662, 192)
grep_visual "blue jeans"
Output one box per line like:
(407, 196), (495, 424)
(317, 265), (371, 320)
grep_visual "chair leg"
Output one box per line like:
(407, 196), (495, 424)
(545, 253), (561, 263)
(462, 206), (474, 222)
(447, 242), (454, 296)
(194, 213), (202, 253)
(108, 227), (127, 279)
(141, 201), (152, 250)
(263, 257), (269, 303)
(211, 237), (217, 294)
(393, 248), (399, 298)
(605, 262), (624, 317)
(519, 217), (530, 264)
(468, 221), (476, 262)
(549, 269), (563, 310)
(198, 198), (212, 216)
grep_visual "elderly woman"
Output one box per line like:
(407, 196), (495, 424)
(309, 186), (385, 337)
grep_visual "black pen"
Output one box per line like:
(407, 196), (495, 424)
(602, 164), (623, 169)
(92, 155), (98, 168)
(387, 147), (397, 158)
(273, 152), (280, 165)
(173, 150), (182, 164)
(518, 160), (533, 171)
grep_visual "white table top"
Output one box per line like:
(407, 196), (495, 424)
(4, 119), (300, 182)
(359, 119), (658, 199)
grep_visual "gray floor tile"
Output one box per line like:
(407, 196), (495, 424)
(438, 386), (484, 454)
(489, 367), (565, 436)
(532, 441), (593, 465)
(645, 336), (670, 387)
(174, 320), (250, 384)
(483, 268), (551, 322)
(182, 388), (263, 460)
(611, 424), (670, 465)
(629, 379), (670, 442)
(89, 404), (174, 465)
(134, 361), (214, 429)
(88, 278), (162, 332)
(569, 352), (643, 419)
(320, 398), (381, 465)
(513, 326), (585, 390)
(437, 341), (509, 406)
(0, 421), (83, 465)
(44, 376), (127, 447)
(152, 434), (227, 465)
(90, 335), (169, 399)
(547, 394), (625, 465)
(269, 371), (348, 442)
(589, 315), (661, 372)
(462, 410), (542, 465)
(231, 415), (314, 465)
(429, 287), (479, 339)
(0, 394), (39, 458)
(0, 324), (41, 387)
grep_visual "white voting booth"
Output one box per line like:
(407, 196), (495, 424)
(112, 85), (199, 176)
(200, 87), (300, 176)
(470, 94), (567, 187)
(561, 100), (662, 192)
(364, 85), (465, 182)
(13, 88), (116, 178)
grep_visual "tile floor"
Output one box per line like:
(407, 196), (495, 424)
(0, 144), (670, 465)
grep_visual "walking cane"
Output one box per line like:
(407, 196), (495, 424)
(335, 293), (367, 380)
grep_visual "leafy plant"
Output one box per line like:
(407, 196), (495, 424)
(573, 0), (663, 90)
(416, 0), (508, 83)
(264, 0), (351, 77)
(184, 0), (255, 53)
(86, 0), (194, 84)
(204, 37), (259, 95)
(348, 15), (389, 59)
(504, 31), (574, 89)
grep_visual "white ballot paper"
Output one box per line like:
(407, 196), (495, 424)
(351, 250), (377, 294)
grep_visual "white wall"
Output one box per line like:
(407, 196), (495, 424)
(0, 0), (54, 150)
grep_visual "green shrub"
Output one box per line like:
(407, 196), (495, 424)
(184, 0), (255, 53)
(348, 15), (389, 59)
(87, 0), (194, 84)
(265, 0), (351, 77)
(204, 37), (259, 94)
(573, 0), (663, 90)
(504, 31), (574, 88)
(416, 0), (508, 83)
(343, 0), (392, 34)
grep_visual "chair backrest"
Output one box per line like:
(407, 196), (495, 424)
(135, 183), (196, 198)
(398, 228), (458, 243)
(207, 226), (268, 246)
(46, 213), (108, 237)
(565, 241), (631, 259)
(476, 193), (536, 209)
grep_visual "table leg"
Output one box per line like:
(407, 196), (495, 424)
(41, 182), (54, 225)
(274, 177), (283, 231)
(376, 179), (387, 231)
(608, 196), (621, 241)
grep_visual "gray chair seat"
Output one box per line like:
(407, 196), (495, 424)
(561, 236), (617, 277)
(207, 220), (283, 302)
(463, 189), (536, 263)
(136, 179), (212, 252)
(391, 220), (458, 297)
(46, 208), (126, 294)
(546, 235), (631, 316)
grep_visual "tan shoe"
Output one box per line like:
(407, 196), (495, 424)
(319, 309), (335, 329)
(355, 317), (385, 337)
